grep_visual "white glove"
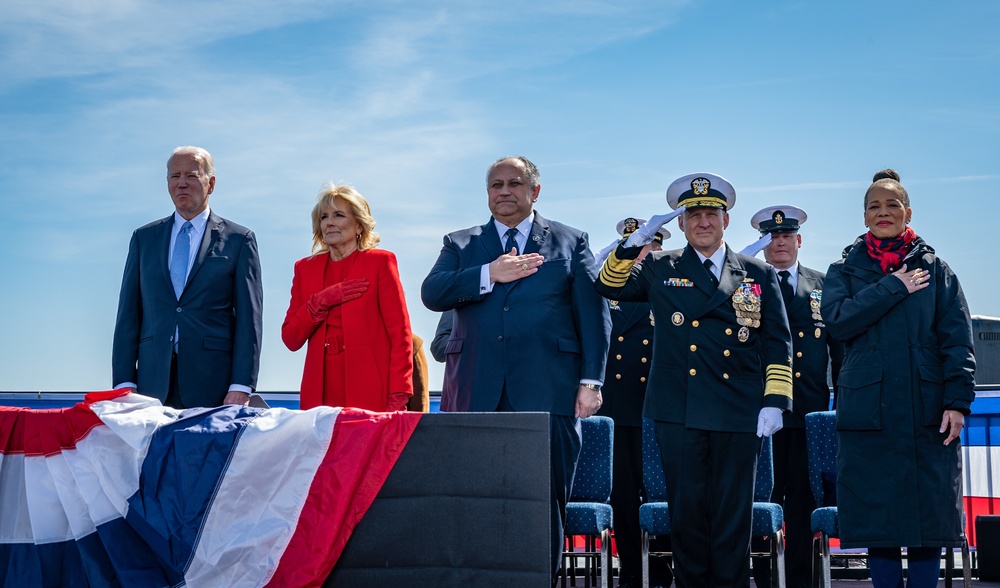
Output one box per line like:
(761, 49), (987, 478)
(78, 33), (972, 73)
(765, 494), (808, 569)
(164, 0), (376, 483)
(624, 207), (686, 248)
(739, 233), (772, 258)
(594, 238), (620, 265)
(756, 407), (784, 437)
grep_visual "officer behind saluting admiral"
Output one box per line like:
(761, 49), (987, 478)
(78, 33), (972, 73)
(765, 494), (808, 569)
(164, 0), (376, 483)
(597, 218), (672, 588)
(748, 205), (843, 588)
(595, 173), (793, 588)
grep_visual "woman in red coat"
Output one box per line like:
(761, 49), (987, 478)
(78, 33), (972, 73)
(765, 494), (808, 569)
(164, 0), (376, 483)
(282, 184), (413, 411)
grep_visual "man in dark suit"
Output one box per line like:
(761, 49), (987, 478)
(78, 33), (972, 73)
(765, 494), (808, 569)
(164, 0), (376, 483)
(421, 155), (611, 579)
(596, 173), (793, 588)
(598, 218), (672, 588)
(749, 205), (843, 588)
(429, 309), (453, 363)
(113, 146), (263, 409)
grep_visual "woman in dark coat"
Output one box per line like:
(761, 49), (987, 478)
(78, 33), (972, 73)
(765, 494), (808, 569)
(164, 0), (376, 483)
(820, 169), (975, 588)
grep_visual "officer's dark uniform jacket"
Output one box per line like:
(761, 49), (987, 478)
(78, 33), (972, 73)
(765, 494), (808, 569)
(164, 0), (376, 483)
(599, 300), (654, 427)
(597, 242), (793, 431)
(821, 234), (975, 548)
(784, 264), (844, 428)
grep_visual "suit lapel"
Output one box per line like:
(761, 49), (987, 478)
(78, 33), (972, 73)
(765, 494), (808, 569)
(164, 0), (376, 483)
(523, 213), (548, 255)
(702, 246), (745, 312)
(157, 216), (176, 295)
(478, 218), (504, 262)
(185, 212), (222, 289)
(677, 246), (716, 297)
(790, 266), (813, 312)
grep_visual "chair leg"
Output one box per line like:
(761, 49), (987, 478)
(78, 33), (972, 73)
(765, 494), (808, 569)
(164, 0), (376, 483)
(962, 538), (972, 588)
(819, 533), (832, 588)
(642, 531), (650, 588)
(946, 545), (954, 588)
(773, 529), (786, 588)
(601, 529), (611, 588)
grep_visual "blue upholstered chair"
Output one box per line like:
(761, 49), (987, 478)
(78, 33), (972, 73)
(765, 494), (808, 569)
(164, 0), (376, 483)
(805, 410), (840, 588)
(806, 411), (972, 588)
(752, 435), (786, 588)
(639, 418), (670, 588)
(563, 415), (614, 588)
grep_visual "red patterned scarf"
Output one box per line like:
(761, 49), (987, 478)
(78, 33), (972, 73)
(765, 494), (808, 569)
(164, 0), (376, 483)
(864, 226), (917, 274)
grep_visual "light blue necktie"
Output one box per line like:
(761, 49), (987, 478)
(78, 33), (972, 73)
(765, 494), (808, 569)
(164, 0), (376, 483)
(170, 221), (193, 298)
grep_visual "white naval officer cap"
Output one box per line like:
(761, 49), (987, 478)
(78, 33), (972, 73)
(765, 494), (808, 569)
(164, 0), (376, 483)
(616, 217), (670, 242)
(750, 205), (807, 234)
(666, 172), (736, 211)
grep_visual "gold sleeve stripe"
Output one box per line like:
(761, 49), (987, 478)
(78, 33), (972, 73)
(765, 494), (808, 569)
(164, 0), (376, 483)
(598, 248), (636, 288)
(764, 364), (793, 399)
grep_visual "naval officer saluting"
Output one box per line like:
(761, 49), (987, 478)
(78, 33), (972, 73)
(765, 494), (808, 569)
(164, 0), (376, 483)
(748, 205), (843, 588)
(596, 173), (793, 588)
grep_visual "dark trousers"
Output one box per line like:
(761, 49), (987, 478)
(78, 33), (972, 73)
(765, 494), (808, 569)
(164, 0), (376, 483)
(752, 427), (813, 588)
(498, 387), (581, 578)
(868, 547), (941, 588)
(656, 423), (758, 588)
(165, 352), (187, 409)
(611, 424), (672, 586)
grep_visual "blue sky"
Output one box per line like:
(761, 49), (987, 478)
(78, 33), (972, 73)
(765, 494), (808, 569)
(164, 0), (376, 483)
(1, 1), (998, 393)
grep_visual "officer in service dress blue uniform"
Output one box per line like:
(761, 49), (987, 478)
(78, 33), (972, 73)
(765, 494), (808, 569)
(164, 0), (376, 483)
(597, 218), (672, 588)
(747, 206), (843, 588)
(596, 173), (793, 588)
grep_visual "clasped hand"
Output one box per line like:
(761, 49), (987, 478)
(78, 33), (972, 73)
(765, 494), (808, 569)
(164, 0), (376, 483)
(893, 264), (929, 295)
(310, 278), (369, 312)
(489, 249), (544, 284)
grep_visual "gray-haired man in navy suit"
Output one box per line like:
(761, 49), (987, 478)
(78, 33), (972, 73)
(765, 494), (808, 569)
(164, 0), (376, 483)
(112, 146), (263, 409)
(421, 155), (611, 579)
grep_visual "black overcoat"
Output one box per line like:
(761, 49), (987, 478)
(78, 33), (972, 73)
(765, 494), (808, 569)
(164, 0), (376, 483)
(821, 235), (975, 548)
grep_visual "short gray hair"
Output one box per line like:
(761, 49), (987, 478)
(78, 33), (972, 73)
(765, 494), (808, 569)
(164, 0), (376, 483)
(486, 156), (540, 189)
(169, 146), (215, 177)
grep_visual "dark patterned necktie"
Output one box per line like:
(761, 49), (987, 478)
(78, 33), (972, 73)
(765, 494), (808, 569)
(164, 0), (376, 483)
(778, 270), (793, 308)
(503, 228), (519, 254)
(704, 259), (719, 287)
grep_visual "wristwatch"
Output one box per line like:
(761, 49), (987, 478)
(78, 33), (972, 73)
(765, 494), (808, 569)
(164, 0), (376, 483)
(582, 383), (602, 393)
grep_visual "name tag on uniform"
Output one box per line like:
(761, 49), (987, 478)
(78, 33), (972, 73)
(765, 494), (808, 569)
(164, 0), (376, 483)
(665, 278), (694, 287)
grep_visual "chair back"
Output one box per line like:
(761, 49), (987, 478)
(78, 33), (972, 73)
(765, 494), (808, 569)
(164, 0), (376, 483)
(570, 416), (613, 503)
(805, 410), (838, 508)
(755, 434), (774, 502)
(641, 418), (667, 502)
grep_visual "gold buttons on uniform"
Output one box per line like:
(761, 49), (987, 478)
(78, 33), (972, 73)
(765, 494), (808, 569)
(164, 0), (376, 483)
(640, 377), (646, 383)
(616, 374), (622, 379)
(795, 372), (801, 378)
(618, 336), (624, 342)
(796, 351), (803, 358)
(641, 357), (648, 363)
(723, 349), (731, 357)
(689, 369), (697, 376)
(616, 354), (622, 360)
(692, 320), (700, 327)
(723, 373), (730, 379)
(642, 339), (649, 345)
(798, 331), (804, 338)
(690, 345), (697, 352)
(726, 328), (733, 335)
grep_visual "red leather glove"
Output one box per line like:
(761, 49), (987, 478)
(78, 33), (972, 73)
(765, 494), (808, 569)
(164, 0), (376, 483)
(385, 392), (410, 412)
(306, 279), (368, 321)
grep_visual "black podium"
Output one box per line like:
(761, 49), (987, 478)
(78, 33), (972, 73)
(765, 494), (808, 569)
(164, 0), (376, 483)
(325, 412), (553, 587)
